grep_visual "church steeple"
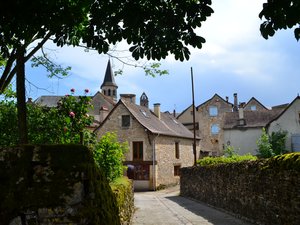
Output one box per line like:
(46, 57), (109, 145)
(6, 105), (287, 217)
(101, 59), (118, 102)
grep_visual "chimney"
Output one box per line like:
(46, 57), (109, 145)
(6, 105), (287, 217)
(99, 106), (109, 122)
(27, 98), (33, 104)
(226, 96), (229, 102)
(233, 93), (238, 112)
(173, 109), (176, 118)
(153, 103), (161, 119)
(120, 94), (136, 104)
(238, 106), (246, 126)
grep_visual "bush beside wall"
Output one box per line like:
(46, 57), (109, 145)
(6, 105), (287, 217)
(0, 145), (120, 225)
(111, 177), (134, 225)
(180, 153), (300, 225)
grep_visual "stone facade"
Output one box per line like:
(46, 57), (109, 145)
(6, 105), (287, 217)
(154, 136), (195, 187)
(96, 100), (198, 190)
(196, 94), (232, 156)
(180, 153), (300, 225)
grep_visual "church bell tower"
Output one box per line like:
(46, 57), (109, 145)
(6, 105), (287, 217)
(100, 59), (118, 102)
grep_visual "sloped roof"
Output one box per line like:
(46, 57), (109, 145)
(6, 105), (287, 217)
(100, 59), (118, 88)
(244, 97), (268, 110)
(196, 93), (233, 110)
(96, 99), (199, 140)
(90, 91), (116, 114)
(176, 104), (193, 119)
(34, 96), (64, 107)
(34, 92), (116, 116)
(266, 96), (300, 128)
(223, 109), (282, 129)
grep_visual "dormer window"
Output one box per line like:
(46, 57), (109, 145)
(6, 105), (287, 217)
(122, 115), (130, 128)
(209, 106), (218, 116)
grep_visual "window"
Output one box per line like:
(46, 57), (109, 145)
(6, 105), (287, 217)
(209, 106), (218, 116)
(174, 165), (181, 176)
(175, 142), (180, 159)
(133, 141), (143, 161)
(122, 115), (130, 128)
(211, 124), (219, 134)
(250, 105), (256, 111)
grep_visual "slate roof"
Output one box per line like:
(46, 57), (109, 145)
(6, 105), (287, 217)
(97, 99), (199, 140)
(34, 96), (64, 107)
(100, 59), (118, 88)
(223, 109), (283, 129)
(34, 92), (115, 117)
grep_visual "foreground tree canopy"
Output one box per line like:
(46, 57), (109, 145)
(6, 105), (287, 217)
(259, 0), (300, 40)
(0, 0), (213, 92)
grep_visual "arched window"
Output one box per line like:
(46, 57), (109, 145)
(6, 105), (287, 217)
(108, 89), (111, 96)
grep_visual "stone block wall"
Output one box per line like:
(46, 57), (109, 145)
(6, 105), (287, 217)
(0, 145), (121, 225)
(155, 136), (195, 187)
(180, 153), (300, 225)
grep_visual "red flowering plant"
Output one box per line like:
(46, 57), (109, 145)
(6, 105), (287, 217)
(57, 89), (94, 144)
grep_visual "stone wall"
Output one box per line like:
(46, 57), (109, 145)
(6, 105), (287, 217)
(0, 145), (121, 225)
(155, 136), (196, 187)
(180, 153), (300, 225)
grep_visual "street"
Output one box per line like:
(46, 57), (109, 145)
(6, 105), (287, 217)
(132, 186), (254, 225)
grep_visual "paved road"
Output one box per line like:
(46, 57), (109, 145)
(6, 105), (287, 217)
(132, 186), (254, 225)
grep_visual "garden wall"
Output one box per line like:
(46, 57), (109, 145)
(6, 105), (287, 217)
(180, 153), (300, 225)
(0, 145), (121, 225)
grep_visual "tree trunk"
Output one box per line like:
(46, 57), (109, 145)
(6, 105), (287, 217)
(16, 46), (28, 144)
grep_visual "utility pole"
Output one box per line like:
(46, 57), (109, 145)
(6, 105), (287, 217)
(191, 67), (197, 166)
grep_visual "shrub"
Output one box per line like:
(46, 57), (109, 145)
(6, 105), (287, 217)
(256, 128), (288, 158)
(256, 128), (273, 158)
(111, 177), (134, 225)
(93, 132), (128, 182)
(197, 146), (257, 166)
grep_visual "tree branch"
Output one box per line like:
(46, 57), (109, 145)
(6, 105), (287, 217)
(0, 32), (53, 93)
(0, 48), (17, 93)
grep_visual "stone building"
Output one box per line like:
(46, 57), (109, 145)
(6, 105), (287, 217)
(223, 108), (281, 155)
(34, 60), (117, 126)
(177, 93), (276, 156)
(177, 93), (233, 156)
(95, 94), (200, 191)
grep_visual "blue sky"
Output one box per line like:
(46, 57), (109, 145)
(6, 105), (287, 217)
(23, 0), (300, 113)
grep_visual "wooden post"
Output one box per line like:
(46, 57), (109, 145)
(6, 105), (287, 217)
(191, 67), (197, 166)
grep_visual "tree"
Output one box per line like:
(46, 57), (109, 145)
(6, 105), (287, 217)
(259, 0), (300, 40)
(0, 0), (213, 144)
(0, 89), (94, 146)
